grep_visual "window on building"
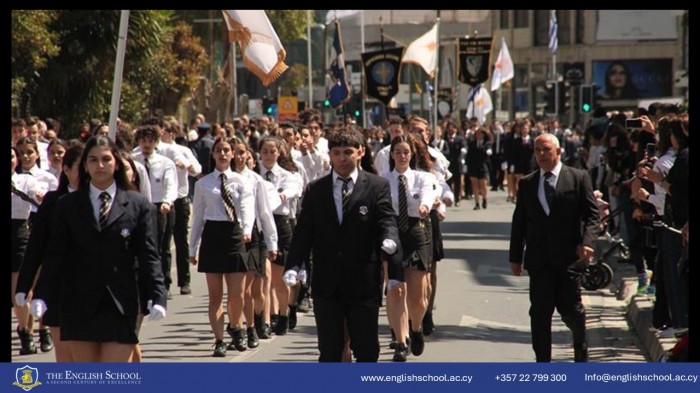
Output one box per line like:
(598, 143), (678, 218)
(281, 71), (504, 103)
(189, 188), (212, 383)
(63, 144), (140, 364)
(514, 65), (529, 87)
(514, 10), (528, 28)
(575, 10), (584, 44)
(534, 10), (571, 48)
(500, 10), (510, 29)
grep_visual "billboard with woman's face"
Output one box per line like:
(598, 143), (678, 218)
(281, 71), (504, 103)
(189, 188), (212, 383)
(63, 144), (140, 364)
(592, 59), (673, 100)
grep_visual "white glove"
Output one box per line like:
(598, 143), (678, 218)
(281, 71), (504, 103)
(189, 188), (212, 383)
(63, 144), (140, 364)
(387, 279), (402, 290)
(29, 299), (47, 319)
(283, 270), (298, 286)
(149, 304), (166, 321)
(381, 239), (397, 255)
(14, 292), (27, 307)
(297, 269), (308, 285)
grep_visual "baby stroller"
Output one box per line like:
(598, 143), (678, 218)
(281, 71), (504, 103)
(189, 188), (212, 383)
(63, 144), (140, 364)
(567, 200), (630, 290)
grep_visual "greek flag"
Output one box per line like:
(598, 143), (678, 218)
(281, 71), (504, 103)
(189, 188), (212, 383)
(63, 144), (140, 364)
(548, 10), (558, 55)
(328, 20), (350, 109)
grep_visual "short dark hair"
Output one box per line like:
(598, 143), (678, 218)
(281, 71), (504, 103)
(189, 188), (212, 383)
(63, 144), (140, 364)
(134, 125), (161, 142)
(327, 128), (364, 149)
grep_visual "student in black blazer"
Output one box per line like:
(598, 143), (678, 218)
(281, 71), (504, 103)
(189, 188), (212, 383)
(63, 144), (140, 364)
(35, 136), (167, 362)
(509, 133), (599, 362)
(285, 128), (403, 362)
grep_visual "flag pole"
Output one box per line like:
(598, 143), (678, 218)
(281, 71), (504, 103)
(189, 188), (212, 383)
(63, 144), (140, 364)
(108, 10), (130, 141)
(550, 10), (558, 119)
(307, 10), (313, 110)
(433, 10), (441, 142)
(232, 42), (238, 116)
(360, 10), (366, 127)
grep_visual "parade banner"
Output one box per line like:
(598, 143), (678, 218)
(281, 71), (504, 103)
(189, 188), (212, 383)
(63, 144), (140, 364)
(458, 37), (492, 87)
(362, 47), (404, 106)
(3, 363), (699, 393)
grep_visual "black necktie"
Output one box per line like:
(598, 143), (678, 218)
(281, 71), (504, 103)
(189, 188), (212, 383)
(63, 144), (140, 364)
(144, 156), (151, 178)
(11, 181), (40, 208)
(543, 172), (555, 211)
(99, 191), (111, 229)
(338, 177), (351, 216)
(220, 173), (237, 222)
(398, 174), (409, 232)
(264, 170), (272, 183)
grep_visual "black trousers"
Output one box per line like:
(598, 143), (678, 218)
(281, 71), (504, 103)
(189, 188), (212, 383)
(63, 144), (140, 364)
(313, 295), (380, 362)
(155, 202), (175, 290)
(489, 154), (504, 189)
(528, 266), (586, 362)
(447, 168), (462, 203)
(173, 197), (191, 287)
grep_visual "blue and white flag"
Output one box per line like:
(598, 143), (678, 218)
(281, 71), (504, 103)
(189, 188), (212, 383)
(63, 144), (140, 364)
(328, 20), (350, 109)
(548, 10), (558, 55)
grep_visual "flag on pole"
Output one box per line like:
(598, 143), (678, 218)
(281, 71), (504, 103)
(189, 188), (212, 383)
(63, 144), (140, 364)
(223, 10), (288, 87)
(328, 20), (350, 109)
(466, 85), (493, 125)
(325, 10), (360, 25)
(402, 23), (438, 78)
(490, 37), (514, 92)
(548, 10), (558, 55)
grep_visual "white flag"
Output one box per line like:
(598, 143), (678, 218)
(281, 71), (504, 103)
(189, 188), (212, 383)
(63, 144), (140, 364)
(223, 10), (288, 87)
(402, 23), (438, 78)
(467, 85), (493, 125)
(490, 37), (514, 92)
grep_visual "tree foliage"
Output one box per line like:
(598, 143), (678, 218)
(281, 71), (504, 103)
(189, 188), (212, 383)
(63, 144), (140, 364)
(279, 63), (307, 95)
(266, 10), (309, 41)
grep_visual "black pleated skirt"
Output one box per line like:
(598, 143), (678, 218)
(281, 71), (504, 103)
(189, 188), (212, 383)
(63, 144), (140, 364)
(244, 223), (266, 275)
(271, 215), (293, 267)
(61, 293), (138, 344)
(198, 220), (248, 273)
(399, 216), (432, 271)
(11, 219), (29, 272)
(429, 209), (445, 262)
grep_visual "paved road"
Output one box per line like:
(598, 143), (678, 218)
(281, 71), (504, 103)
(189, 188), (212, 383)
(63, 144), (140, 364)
(11, 189), (646, 362)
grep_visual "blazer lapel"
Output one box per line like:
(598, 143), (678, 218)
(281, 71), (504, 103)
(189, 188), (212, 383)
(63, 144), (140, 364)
(343, 171), (366, 222)
(532, 172), (548, 217)
(104, 189), (128, 230)
(324, 176), (341, 228)
(76, 189), (100, 232)
(551, 165), (571, 215)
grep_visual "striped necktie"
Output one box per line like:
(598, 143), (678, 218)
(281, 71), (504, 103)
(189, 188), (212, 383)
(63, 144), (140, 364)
(98, 191), (111, 229)
(144, 156), (151, 178)
(11, 181), (40, 208)
(264, 170), (272, 183)
(338, 177), (351, 216)
(398, 174), (409, 232)
(220, 173), (237, 222)
(544, 172), (555, 211)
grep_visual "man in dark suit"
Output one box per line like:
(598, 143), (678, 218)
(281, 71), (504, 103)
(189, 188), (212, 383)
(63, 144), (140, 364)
(285, 127), (403, 362)
(509, 133), (599, 362)
(189, 122), (215, 176)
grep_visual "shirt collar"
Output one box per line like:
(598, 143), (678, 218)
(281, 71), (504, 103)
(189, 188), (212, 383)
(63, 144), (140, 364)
(540, 160), (563, 178)
(333, 168), (358, 184)
(89, 181), (117, 200)
(214, 168), (233, 179)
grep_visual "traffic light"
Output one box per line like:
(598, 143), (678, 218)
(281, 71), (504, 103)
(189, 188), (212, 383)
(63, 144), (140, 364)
(579, 85), (597, 113)
(353, 109), (361, 117)
(544, 82), (556, 114)
(559, 81), (571, 113)
(262, 97), (274, 114)
(323, 99), (330, 107)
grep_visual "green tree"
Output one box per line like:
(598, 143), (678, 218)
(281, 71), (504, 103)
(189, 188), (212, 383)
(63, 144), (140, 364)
(279, 63), (307, 95)
(11, 10), (60, 116)
(266, 10), (308, 41)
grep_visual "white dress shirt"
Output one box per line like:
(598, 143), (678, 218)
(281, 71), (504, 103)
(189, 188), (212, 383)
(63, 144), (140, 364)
(260, 163), (302, 216)
(189, 168), (255, 257)
(162, 141), (202, 199)
(11, 173), (42, 219)
(538, 160), (563, 216)
(332, 169), (358, 224)
(374, 145), (392, 176)
(240, 167), (280, 251)
(89, 181), (117, 223)
(132, 151), (178, 205)
(26, 164), (59, 212)
(646, 148), (676, 216)
(386, 168), (437, 218)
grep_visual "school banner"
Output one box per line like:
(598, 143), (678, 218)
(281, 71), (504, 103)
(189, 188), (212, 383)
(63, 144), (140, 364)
(362, 47), (404, 106)
(458, 37), (493, 87)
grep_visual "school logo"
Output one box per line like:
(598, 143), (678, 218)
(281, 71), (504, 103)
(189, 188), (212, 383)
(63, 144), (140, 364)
(13, 365), (42, 391)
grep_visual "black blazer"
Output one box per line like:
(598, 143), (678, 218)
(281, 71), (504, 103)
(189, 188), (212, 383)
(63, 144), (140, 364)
(466, 140), (492, 174)
(42, 187), (167, 317)
(286, 170), (402, 299)
(17, 190), (64, 296)
(509, 165), (599, 270)
(189, 134), (215, 175)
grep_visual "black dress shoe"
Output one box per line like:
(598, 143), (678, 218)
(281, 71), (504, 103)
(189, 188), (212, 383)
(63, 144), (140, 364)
(482, 199), (487, 209)
(422, 312), (435, 336)
(574, 342), (588, 362)
(247, 327), (259, 349)
(409, 329), (425, 356)
(288, 305), (298, 330)
(39, 328), (54, 352)
(274, 315), (289, 335)
(270, 314), (279, 330)
(259, 324), (272, 339)
(17, 328), (37, 355)
(212, 340), (227, 357)
(392, 342), (408, 362)
(228, 327), (248, 352)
